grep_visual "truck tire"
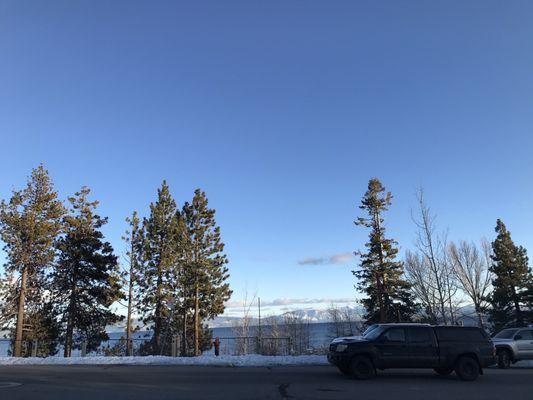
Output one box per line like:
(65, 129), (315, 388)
(455, 356), (480, 381)
(349, 356), (376, 380)
(434, 367), (453, 376)
(497, 349), (512, 369)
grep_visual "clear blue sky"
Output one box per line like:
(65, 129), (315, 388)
(1, 1), (532, 315)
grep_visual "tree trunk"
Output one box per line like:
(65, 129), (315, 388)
(194, 279), (200, 356)
(126, 265), (134, 356)
(475, 304), (484, 329)
(64, 279), (77, 358)
(182, 313), (186, 356)
(448, 291), (456, 325)
(182, 312), (187, 356)
(506, 271), (522, 327)
(374, 212), (387, 323)
(514, 298), (522, 327)
(14, 266), (28, 357)
(154, 272), (163, 354)
(375, 272), (385, 323)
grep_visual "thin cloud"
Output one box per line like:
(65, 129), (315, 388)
(224, 297), (354, 309)
(298, 252), (354, 266)
(264, 298), (354, 307)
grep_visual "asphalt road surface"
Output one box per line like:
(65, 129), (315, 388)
(0, 365), (531, 400)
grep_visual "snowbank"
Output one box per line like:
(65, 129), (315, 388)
(0, 354), (329, 367)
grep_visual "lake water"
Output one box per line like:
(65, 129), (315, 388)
(0, 322), (358, 357)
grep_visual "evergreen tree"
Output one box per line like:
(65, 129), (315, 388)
(52, 187), (123, 357)
(182, 189), (232, 355)
(16, 301), (61, 357)
(353, 179), (417, 325)
(139, 181), (181, 355)
(0, 273), (15, 331)
(0, 165), (64, 356)
(489, 219), (533, 330)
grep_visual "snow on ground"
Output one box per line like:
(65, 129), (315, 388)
(0, 354), (329, 367)
(513, 360), (533, 368)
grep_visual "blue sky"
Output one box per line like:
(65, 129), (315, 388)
(1, 1), (532, 316)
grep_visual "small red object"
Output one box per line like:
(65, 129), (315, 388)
(214, 337), (220, 356)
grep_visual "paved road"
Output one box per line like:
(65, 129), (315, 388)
(0, 365), (530, 400)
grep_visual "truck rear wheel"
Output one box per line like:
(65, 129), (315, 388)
(455, 356), (480, 381)
(349, 356), (376, 380)
(497, 349), (512, 369)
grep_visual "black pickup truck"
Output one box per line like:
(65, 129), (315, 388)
(328, 323), (495, 381)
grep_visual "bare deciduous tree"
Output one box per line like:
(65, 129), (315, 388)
(327, 305), (344, 338)
(231, 290), (257, 355)
(404, 250), (439, 323)
(327, 304), (362, 338)
(448, 240), (492, 328)
(260, 315), (282, 355)
(405, 189), (460, 324)
(281, 311), (310, 355)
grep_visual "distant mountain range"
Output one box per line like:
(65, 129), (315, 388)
(107, 304), (483, 332)
(209, 308), (356, 328)
(107, 307), (360, 331)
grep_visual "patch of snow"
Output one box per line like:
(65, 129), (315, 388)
(513, 360), (533, 368)
(0, 354), (328, 367)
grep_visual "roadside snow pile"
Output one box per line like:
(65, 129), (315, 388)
(0, 354), (329, 367)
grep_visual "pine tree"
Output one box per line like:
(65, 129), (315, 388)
(0, 273), (15, 330)
(0, 165), (64, 356)
(53, 187), (123, 357)
(489, 219), (533, 331)
(182, 189), (232, 356)
(139, 181), (181, 355)
(353, 179), (417, 325)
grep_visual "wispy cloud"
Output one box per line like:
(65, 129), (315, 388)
(264, 297), (354, 307)
(225, 297), (354, 309)
(297, 252), (354, 266)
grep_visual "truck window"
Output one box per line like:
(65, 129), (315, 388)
(381, 328), (405, 343)
(516, 330), (533, 340)
(435, 327), (485, 342)
(407, 327), (432, 344)
(364, 326), (385, 340)
(362, 324), (379, 337)
(493, 329), (519, 339)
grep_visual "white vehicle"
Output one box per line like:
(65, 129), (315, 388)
(492, 327), (533, 369)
